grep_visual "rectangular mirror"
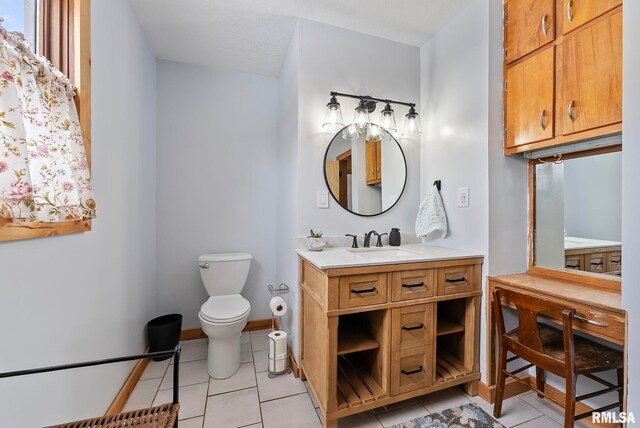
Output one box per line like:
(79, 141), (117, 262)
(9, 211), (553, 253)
(534, 149), (621, 277)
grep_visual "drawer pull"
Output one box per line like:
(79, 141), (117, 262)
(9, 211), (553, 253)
(575, 315), (608, 327)
(566, 263), (580, 269)
(350, 287), (377, 294)
(590, 262), (604, 267)
(445, 277), (466, 283)
(401, 366), (423, 376)
(402, 282), (424, 289)
(401, 323), (424, 331)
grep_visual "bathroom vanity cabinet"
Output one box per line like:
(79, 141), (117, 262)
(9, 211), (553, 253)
(297, 250), (483, 428)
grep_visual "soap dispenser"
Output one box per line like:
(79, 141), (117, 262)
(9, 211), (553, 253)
(389, 228), (401, 246)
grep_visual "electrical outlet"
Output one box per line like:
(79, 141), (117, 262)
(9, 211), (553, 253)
(317, 190), (329, 208)
(457, 187), (469, 208)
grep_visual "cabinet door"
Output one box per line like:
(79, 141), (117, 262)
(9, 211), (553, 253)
(375, 140), (382, 181)
(505, 47), (555, 148)
(365, 140), (378, 184)
(562, 12), (622, 135)
(563, 0), (621, 34)
(505, 0), (555, 63)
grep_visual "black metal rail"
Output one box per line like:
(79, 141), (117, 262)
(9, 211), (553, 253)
(0, 346), (182, 422)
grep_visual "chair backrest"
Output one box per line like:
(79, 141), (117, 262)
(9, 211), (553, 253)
(493, 287), (576, 373)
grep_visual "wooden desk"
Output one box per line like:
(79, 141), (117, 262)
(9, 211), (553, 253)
(487, 273), (626, 388)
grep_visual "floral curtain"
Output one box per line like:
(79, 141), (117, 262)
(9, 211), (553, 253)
(0, 23), (95, 222)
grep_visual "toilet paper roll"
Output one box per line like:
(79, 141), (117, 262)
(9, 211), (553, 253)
(269, 296), (288, 317)
(268, 330), (288, 372)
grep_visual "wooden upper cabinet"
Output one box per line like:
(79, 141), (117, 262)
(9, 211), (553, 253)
(562, 11), (622, 135)
(506, 47), (555, 148)
(505, 0), (555, 63)
(365, 139), (381, 185)
(562, 0), (622, 34)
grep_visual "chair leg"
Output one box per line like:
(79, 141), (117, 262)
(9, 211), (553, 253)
(617, 367), (624, 412)
(494, 349), (508, 419)
(535, 367), (545, 398)
(564, 373), (577, 428)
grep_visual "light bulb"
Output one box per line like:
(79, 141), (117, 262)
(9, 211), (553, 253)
(352, 99), (371, 132)
(322, 95), (344, 129)
(379, 103), (397, 135)
(401, 106), (422, 136)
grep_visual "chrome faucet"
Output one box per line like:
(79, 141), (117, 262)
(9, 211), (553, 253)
(363, 230), (378, 248)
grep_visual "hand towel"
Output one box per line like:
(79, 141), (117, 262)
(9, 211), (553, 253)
(415, 184), (448, 239)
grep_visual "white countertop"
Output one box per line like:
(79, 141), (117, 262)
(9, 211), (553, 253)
(296, 243), (483, 270)
(564, 236), (621, 251)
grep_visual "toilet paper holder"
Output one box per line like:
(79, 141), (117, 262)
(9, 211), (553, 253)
(267, 283), (291, 378)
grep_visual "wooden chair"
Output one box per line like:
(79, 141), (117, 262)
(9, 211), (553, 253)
(0, 346), (182, 427)
(492, 287), (624, 427)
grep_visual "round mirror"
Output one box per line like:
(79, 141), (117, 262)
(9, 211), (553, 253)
(323, 125), (407, 216)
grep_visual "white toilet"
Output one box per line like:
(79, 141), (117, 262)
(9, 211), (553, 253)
(198, 253), (252, 379)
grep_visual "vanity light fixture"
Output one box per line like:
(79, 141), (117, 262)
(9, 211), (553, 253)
(322, 94), (344, 129)
(323, 91), (419, 138)
(401, 105), (422, 136)
(379, 103), (398, 135)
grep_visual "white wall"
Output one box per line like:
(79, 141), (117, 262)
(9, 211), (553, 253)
(564, 152), (622, 241)
(296, 19), (421, 238)
(0, 0), (158, 425)
(155, 61), (279, 327)
(420, 0), (529, 383)
(275, 27), (300, 357)
(622, 0), (640, 413)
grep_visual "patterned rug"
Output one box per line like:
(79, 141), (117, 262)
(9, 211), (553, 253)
(389, 403), (506, 428)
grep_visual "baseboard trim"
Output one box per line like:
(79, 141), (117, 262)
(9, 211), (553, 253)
(105, 347), (150, 416)
(478, 376), (609, 428)
(478, 375), (532, 404)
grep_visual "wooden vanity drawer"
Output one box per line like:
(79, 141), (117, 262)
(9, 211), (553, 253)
(391, 269), (435, 302)
(565, 254), (584, 271)
(391, 304), (435, 351)
(437, 265), (475, 296)
(571, 304), (626, 344)
(390, 346), (433, 396)
(339, 273), (388, 309)
(585, 252), (607, 274)
(607, 251), (621, 272)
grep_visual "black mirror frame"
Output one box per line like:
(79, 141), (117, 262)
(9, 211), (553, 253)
(323, 125), (408, 217)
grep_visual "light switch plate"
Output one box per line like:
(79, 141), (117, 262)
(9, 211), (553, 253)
(317, 190), (329, 208)
(457, 187), (469, 208)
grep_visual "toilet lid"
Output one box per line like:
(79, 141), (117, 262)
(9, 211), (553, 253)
(200, 295), (251, 323)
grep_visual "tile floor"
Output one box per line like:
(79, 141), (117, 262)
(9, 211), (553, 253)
(124, 330), (587, 428)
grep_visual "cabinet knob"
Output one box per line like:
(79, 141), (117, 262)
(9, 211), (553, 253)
(539, 110), (546, 131)
(541, 15), (548, 37)
(567, 0), (574, 23)
(568, 100), (575, 123)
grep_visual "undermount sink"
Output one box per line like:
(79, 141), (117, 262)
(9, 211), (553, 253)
(346, 248), (418, 260)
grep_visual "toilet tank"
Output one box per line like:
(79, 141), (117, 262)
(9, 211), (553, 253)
(198, 253), (252, 296)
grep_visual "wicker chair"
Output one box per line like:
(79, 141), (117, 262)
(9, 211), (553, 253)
(0, 346), (182, 428)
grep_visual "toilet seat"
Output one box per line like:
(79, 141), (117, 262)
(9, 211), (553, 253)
(200, 295), (250, 324)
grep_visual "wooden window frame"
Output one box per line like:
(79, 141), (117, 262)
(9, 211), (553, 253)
(527, 144), (622, 291)
(0, 0), (91, 243)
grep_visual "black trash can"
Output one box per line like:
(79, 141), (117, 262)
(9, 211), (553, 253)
(146, 314), (183, 361)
